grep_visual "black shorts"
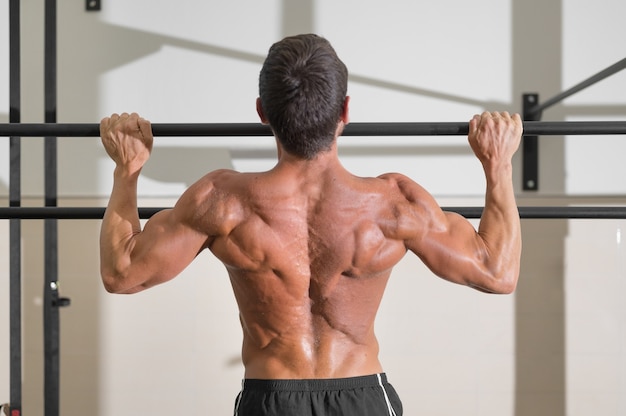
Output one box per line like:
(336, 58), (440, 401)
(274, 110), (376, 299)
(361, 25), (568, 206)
(233, 373), (402, 416)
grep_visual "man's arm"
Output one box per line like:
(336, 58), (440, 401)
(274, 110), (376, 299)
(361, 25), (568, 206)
(404, 111), (522, 294)
(99, 113), (208, 294)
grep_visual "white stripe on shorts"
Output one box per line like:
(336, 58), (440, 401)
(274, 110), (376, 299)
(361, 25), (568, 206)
(377, 373), (397, 416)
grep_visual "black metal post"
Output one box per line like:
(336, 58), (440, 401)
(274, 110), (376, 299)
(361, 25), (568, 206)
(44, 1), (62, 415)
(9, 0), (22, 414)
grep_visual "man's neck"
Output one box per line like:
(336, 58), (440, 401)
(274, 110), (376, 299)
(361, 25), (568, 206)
(275, 143), (344, 176)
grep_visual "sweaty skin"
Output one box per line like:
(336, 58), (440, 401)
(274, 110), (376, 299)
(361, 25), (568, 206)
(99, 110), (522, 379)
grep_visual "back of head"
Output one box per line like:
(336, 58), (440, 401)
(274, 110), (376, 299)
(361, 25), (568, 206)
(259, 34), (348, 159)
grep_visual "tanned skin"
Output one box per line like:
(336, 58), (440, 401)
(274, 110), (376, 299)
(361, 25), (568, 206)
(99, 103), (522, 379)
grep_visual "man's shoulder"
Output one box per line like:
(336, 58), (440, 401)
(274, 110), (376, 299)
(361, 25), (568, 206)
(175, 169), (251, 235)
(177, 169), (248, 211)
(376, 172), (410, 182)
(188, 169), (252, 193)
(374, 172), (419, 191)
(203, 168), (245, 182)
(374, 172), (431, 203)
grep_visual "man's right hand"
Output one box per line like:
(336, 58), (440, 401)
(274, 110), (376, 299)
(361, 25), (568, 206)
(100, 112), (153, 175)
(468, 111), (522, 174)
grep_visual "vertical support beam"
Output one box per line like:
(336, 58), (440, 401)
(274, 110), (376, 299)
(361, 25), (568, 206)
(44, 1), (60, 415)
(9, 0), (22, 414)
(522, 94), (540, 191)
(513, 1), (566, 415)
(281, 0), (314, 36)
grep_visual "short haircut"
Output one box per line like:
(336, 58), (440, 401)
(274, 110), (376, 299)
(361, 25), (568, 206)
(259, 34), (348, 159)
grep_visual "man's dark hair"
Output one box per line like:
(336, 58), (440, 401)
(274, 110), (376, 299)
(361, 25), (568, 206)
(259, 34), (348, 159)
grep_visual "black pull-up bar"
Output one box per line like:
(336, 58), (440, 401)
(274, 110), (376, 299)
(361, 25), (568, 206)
(1, 206), (626, 219)
(1, 120), (626, 137)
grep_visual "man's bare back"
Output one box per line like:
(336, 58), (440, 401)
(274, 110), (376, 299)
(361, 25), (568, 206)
(202, 152), (410, 379)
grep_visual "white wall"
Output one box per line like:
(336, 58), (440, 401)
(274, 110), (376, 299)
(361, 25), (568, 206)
(1, 0), (626, 415)
(565, 220), (626, 414)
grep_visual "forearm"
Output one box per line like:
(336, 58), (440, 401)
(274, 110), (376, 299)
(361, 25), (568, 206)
(476, 162), (521, 292)
(99, 167), (142, 292)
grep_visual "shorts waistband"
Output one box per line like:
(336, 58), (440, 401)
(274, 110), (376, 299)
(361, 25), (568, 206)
(242, 373), (389, 392)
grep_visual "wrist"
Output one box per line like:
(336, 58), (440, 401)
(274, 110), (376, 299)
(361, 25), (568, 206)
(113, 165), (142, 180)
(484, 160), (513, 182)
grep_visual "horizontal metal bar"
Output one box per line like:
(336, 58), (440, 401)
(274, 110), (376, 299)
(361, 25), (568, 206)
(1, 121), (626, 137)
(527, 57), (626, 117)
(0, 207), (166, 219)
(1, 206), (625, 219)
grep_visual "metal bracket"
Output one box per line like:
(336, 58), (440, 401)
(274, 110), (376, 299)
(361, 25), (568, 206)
(522, 93), (541, 191)
(86, 0), (101, 11)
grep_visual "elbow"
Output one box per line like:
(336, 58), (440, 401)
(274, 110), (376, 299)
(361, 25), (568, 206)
(475, 254), (521, 294)
(497, 277), (518, 294)
(471, 268), (519, 294)
(490, 269), (519, 294)
(100, 268), (136, 294)
(500, 261), (521, 294)
(101, 273), (124, 294)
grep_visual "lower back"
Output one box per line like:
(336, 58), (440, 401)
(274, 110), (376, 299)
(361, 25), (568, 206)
(240, 325), (383, 379)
